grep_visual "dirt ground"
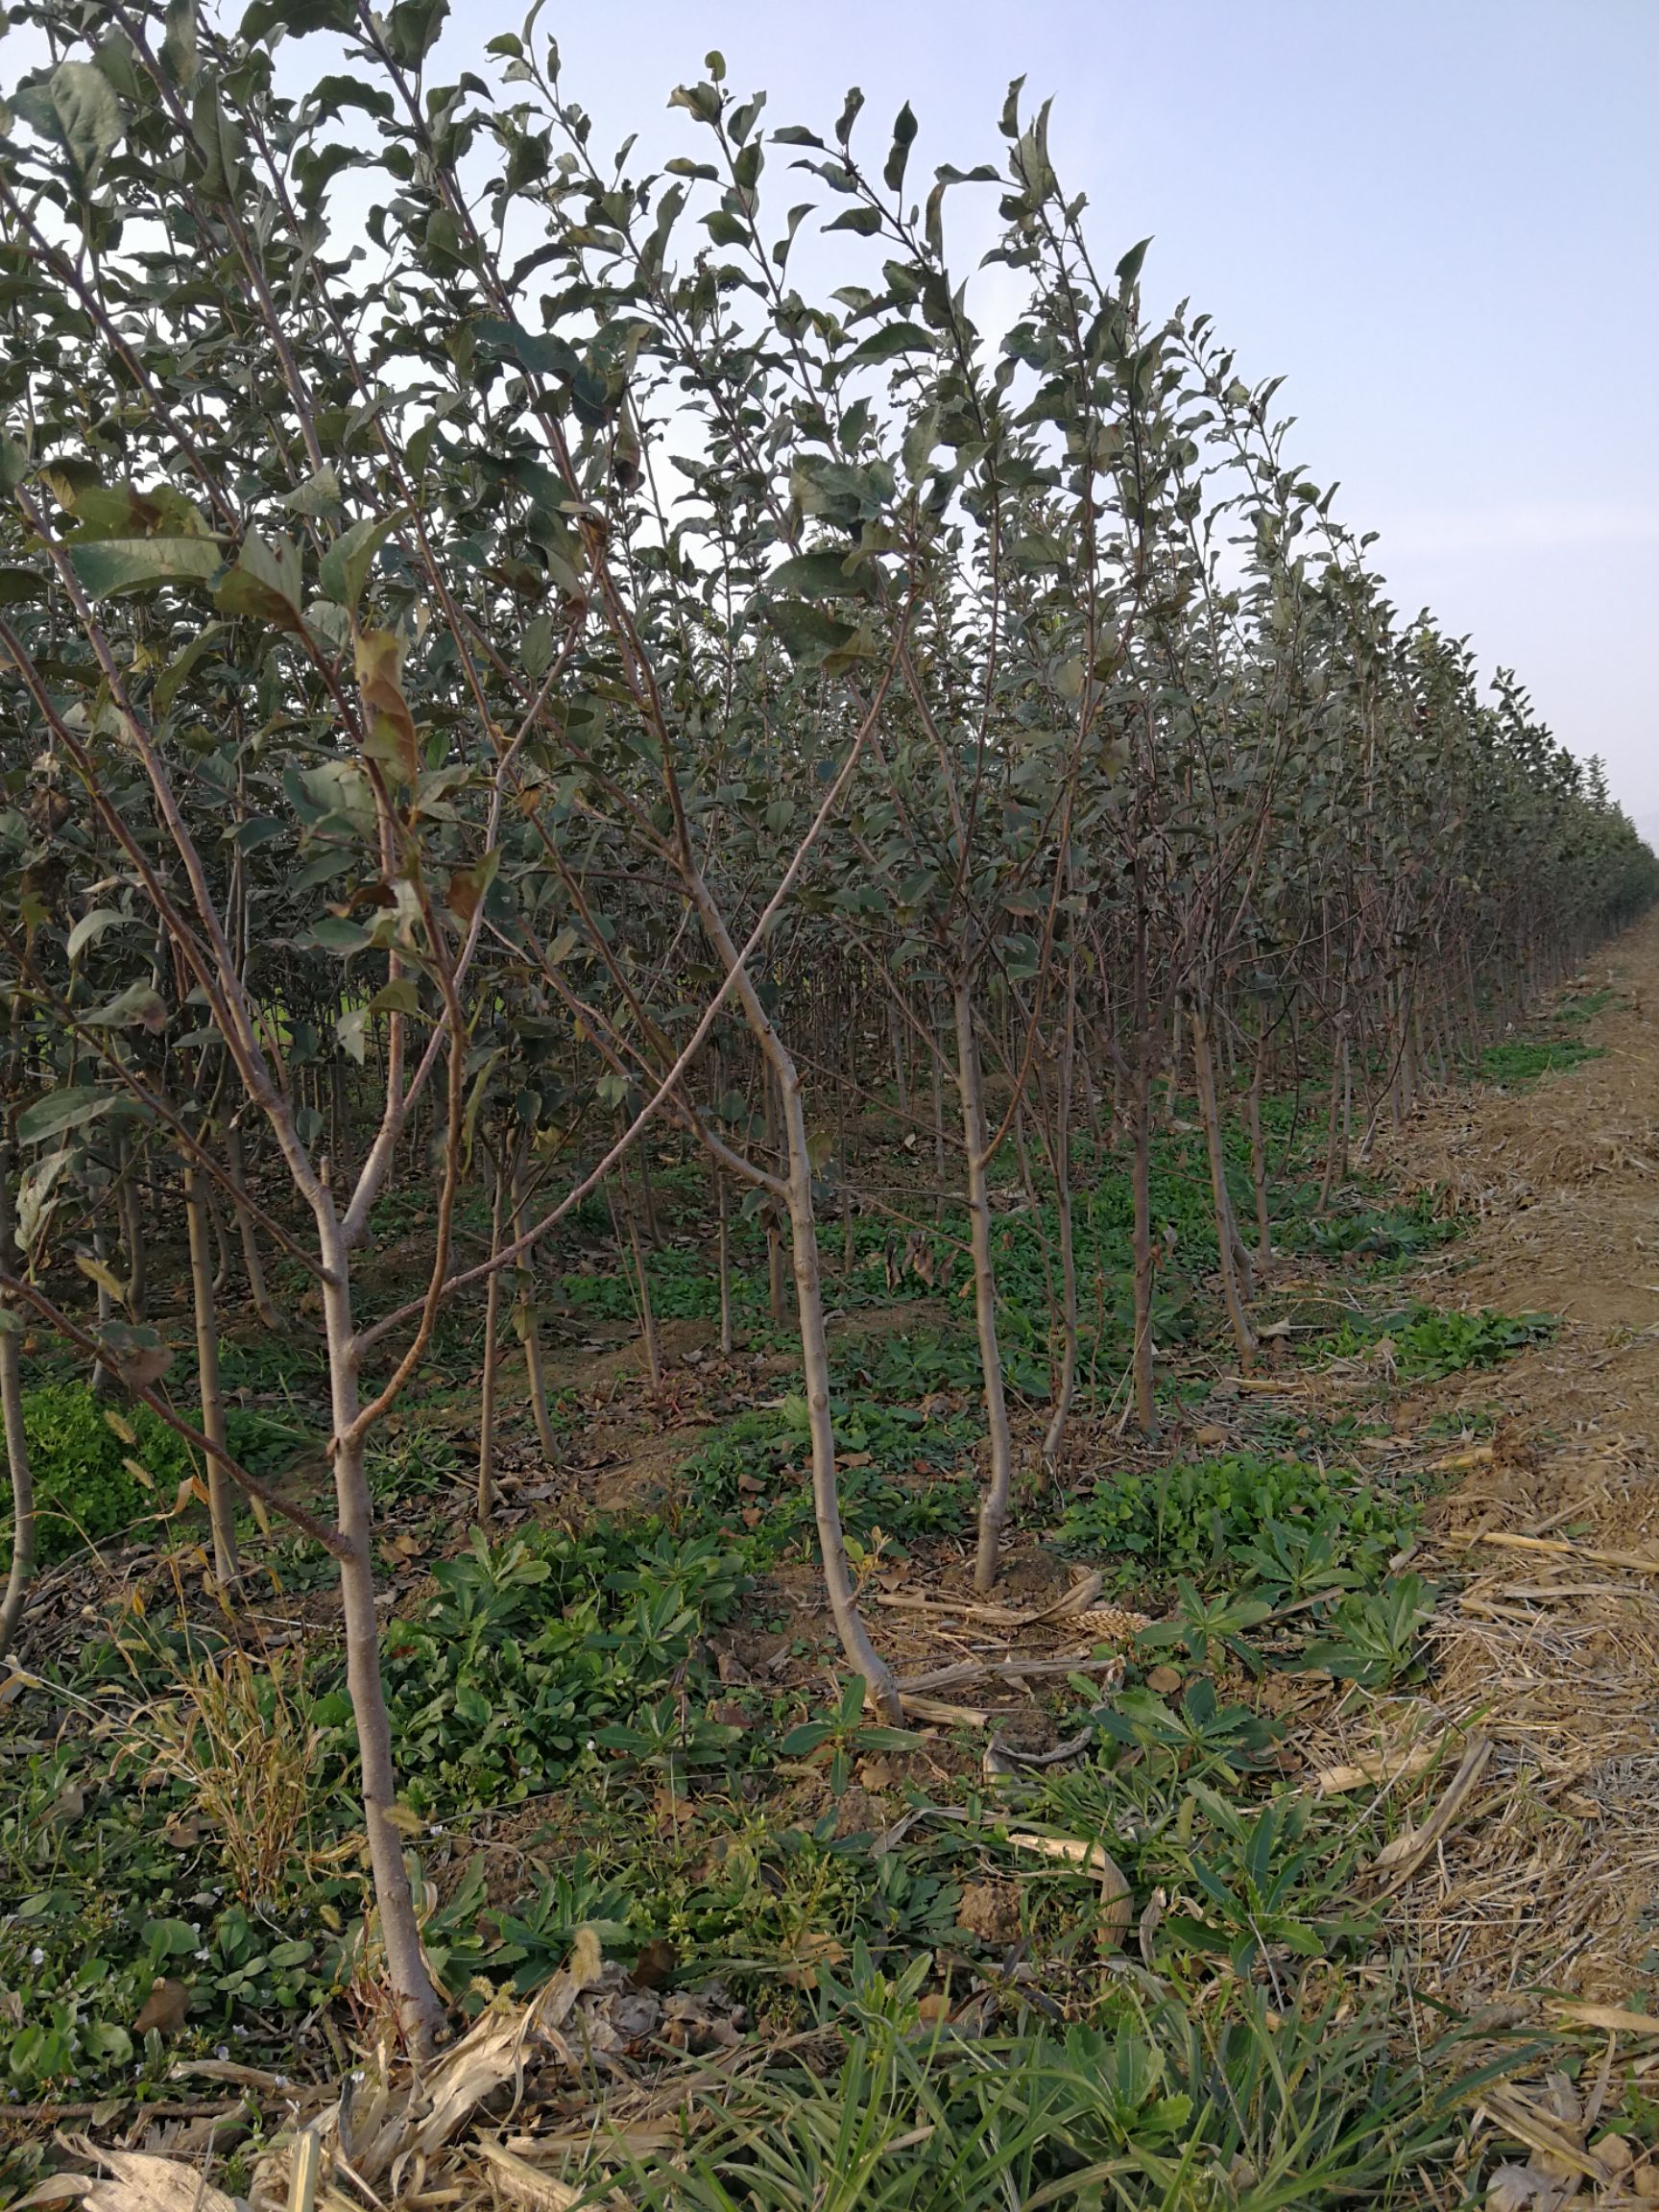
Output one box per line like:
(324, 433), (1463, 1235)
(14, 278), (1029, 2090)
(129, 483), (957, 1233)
(1365, 915), (1659, 2009)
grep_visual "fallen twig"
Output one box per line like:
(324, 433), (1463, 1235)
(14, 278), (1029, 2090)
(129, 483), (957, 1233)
(1371, 1736), (1494, 1890)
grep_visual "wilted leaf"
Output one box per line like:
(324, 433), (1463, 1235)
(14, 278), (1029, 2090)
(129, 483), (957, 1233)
(74, 1250), (127, 1300)
(355, 628), (420, 783)
(445, 848), (499, 925)
(131, 1977), (192, 2037)
(84, 982), (169, 1033)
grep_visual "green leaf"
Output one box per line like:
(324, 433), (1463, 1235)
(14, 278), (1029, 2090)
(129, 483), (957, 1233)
(368, 975), (421, 1017)
(843, 321), (936, 367)
(143, 1916), (199, 1959)
(765, 600), (858, 667)
(1116, 236), (1152, 290)
(67, 538), (222, 600)
(153, 625), (226, 719)
(882, 101), (917, 193)
(453, 1678), (491, 1727)
(81, 2022), (133, 2066)
(318, 511), (403, 614)
(214, 532), (307, 631)
(764, 550), (868, 599)
(306, 74), (395, 124)
(190, 75), (245, 200)
(50, 60), (124, 188)
(85, 982), (168, 1033)
(824, 206), (882, 237)
(305, 915), (373, 953)
(335, 1006), (367, 1064)
(66, 908), (128, 961)
(387, 0), (450, 65)
(478, 320), (580, 388)
(834, 86), (864, 147)
(0, 565), (44, 605)
(779, 1722), (831, 1757)
(281, 464), (342, 517)
(668, 82), (722, 125)
(16, 1085), (119, 1144)
(240, 0), (356, 36)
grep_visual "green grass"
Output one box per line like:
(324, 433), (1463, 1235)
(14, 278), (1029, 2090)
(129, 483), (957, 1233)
(1478, 1037), (1601, 1085)
(611, 1960), (1523, 2212)
(678, 1393), (976, 1562)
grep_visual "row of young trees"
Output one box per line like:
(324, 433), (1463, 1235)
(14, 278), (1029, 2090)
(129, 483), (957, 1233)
(1, 0), (1650, 2046)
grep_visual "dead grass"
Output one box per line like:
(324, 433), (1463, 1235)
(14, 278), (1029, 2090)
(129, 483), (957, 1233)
(1342, 920), (1659, 2012)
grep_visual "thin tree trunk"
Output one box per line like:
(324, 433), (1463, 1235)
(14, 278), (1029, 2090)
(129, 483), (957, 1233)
(207, 1180), (233, 1299)
(714, 1163), (734, 1358)
(929, 1008), (947, 1219)
(954, 981), (1016, 1595)
(1318, 1004), (1348, 1207)
(637, 1142), (661, 1246)
(116, 1131), (148, 1323)
(512, 1147), (559, 1468)
(763, 1069), (788, 1323)
(477, 1159), (506, 1521)
(89, 1221), (115, 1399)
(183, 1158), (240, 1589)
(889, 998), (908, 1117)
(772, 1046), (902, 1718)
(671, 863), (897, 1715)
(1190, 998), (1256, 1372)
(1164, 999), (1183, 1125)
(1042, 974), (1080, 1473)
(329, 1053), (350, 1186)
(612, 1168), (661, 1385)
(1130, 1028), (1157, 1434)
(0, 1154), (36, 1665)
(317, 1242), (446, 2054)
(226, 1118), (283, 1333)
(1246, 1030), (1273, 1268)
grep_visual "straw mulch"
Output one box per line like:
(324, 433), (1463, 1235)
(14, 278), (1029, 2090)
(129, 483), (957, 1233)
(1356, 919), (1659, 2011)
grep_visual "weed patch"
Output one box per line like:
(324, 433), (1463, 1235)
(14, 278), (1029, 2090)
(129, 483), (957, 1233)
(1321, 1304), (1556, 1378)
(4, 1382), (301, 1569)
(360, 1527), (751, 1815)
(1056, 1453), (1415, 1594)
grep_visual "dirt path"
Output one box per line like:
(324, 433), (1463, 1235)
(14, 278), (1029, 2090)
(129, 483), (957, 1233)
(1372, 913), (1659, 2009)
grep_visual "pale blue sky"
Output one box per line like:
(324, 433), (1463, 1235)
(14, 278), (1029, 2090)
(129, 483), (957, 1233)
(472, 0), (1659, 826)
